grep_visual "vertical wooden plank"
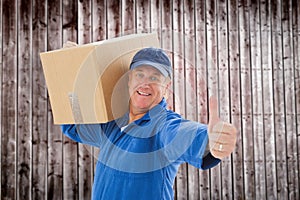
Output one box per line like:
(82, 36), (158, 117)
(1, 0), (17, 199)
(250, 0), (267, 199)
(47, 0), (64, 199)
(150, 0), (161, 51)
(271, 0), (288, 198)
(0, 1), (2, 197)
(206, 0), (218, 104)
(195, 0), (208, 124)
(78, 0), (92, 44)
(122, 0), (135, 35)
(32, 0), (48, 199)
(92, 0), (106, 41)
(17, 0), (32, 199)
(260, 0), (277, 198)
(78, 1), (93, 199)
(150, 0), (160, 36)
(91, 0), (106, 186)
(107, 0), (121, 38)
(63, 0), (78, 42)
(183, 1), (200, 199)
(136, 0), (150, 33)
(161, 0), (173, 110)
(159, 0), (176, 196)
(259, 0), (276, 198)
(195, 0), (211, 199)
(292, 0), (300, 197)
(228, 0), (244, 198)
(206, 0), (222, 199)
(62, 1), (79, 199)
(217, 0), (233, 199)
(238, 0), (255, 198)
(173, 1), (187, 199)
(282, 0), (298, 199)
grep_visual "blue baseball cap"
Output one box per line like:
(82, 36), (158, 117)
(129, 47), (172, 78)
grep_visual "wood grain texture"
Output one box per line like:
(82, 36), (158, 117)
(107, 0), (121, 38)
(195, 0), (211, 199)
(1, 0), (17, 199)
(282, 1), (299, 200)
(238, 0), (255, 199)
(271, 0), (289, 199)
(32, 0), (48, 199)
(228, 0), (244, 199)
(78, 1), (93, 200)
(62, 1), (79, 199)
(260, 0), (277, 198)
(183, 1), (199, 199)
(206, 0), (222, 199)
(173, 1), (188, 199)
(293, 1), (300, 199)
(0, 1), (299, 199)
(17, 0), (32, 199)
(47, 0), (64, 199)
(250, 0), (267, 199)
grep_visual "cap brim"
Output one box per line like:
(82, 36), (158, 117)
(130, 61), (169, 77)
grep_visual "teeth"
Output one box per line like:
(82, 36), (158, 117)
(137, 90), (150, 96)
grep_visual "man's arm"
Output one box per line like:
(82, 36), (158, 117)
(207, 96), (237, 159)
(61, 124), (83, 143)
(61, 124), (103, 147)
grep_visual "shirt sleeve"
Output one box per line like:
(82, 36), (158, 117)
(61, 124), (104, 147)
(177, 122), (220, 170)
(201, 152), (221, 170)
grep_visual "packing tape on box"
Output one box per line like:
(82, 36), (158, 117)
(68, 92), (84, 123)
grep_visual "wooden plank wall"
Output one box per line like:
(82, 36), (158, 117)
(0, 0), (299, 199)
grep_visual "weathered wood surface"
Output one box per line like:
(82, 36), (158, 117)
(47, 0), (64, 199)
(0, 0), (299, 199)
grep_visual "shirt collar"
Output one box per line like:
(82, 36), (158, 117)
(117, 98), (168, 128)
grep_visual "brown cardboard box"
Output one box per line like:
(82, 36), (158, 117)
(40, 33), (159, 124)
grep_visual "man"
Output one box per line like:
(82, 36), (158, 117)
(61, 47), (237, 199)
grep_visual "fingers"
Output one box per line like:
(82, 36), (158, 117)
(211, 121), (237, 135)
(210, 142), (235, 159)
(210, 132), (236, 145)
(63, 41), (78, 48)
(209, 121), (237, 159)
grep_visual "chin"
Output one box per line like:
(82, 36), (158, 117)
(135, 102), (151, 110)
(130, 99), (151, 110)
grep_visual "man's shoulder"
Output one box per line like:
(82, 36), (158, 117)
(165, 110), (207, 129)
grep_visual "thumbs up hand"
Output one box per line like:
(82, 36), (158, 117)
(208, 96), (237, 159)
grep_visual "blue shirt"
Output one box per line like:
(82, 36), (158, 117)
(61, 99), (220, 199)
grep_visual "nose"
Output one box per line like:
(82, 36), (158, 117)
(137, 75), (152, 85)
(140, 80), (151, 88)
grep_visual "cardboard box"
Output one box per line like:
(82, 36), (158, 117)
(40, 33), (159, 124)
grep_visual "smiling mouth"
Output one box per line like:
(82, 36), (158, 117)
(137, 90), (151, 96)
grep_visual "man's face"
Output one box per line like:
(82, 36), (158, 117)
(128, 65), (170, 114)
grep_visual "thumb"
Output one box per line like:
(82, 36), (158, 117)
(208, 96), (220, 132)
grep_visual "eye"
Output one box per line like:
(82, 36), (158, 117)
(135, 72), (144, 79)
(149, 76), (159, 82)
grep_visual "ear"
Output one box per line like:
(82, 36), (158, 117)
(163, 78), (172, 98)
(165, 78), (172, 90)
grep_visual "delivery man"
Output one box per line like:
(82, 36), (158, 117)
(61, 47), (237, 199)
